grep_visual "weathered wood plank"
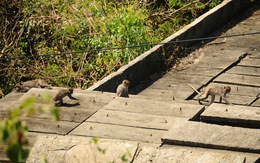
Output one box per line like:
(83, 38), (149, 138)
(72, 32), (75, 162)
(251, 98), (260, 107)
(139, 87), (197, 101)
(0, 133), (52, 162)
(134, 144), (259, 163)
(138, 88), (178, 101)
(249, 52), (260, 59)
(162, 121), (260, 153)
(0, 101), (17, 112)
(193, 48), (247, 69)
(102, 97), (204, 120)
(18, 88), (115, 108)
(149, 75), (211, 89)
(238, 58), (260, 67)
(86, 109), (188, 130)
(228, 94), (256, 105)
(138, 88), (200, 103)
(27, 135), (138, 163)
(214, 73), (260, 87)
(27, 103), (97, 123)
(226, 66), (260, 77)
(0, 91), (25, 103)
(145, 83), (202, 100)
(22, 117), (79, 135)
(200, 103), (260, 128)
(70, 122), (166, 143)
(177, 66), (222, 77)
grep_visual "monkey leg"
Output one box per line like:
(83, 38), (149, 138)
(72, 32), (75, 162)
(209, 95), (215, 104)
(20, 87), (31, 92)
(55, 99), (63, 106)
(222, 96), (231, 105)
(219, 96), (222, 103)
(68, 94), (78, 100)
(40, 84), (52, 89)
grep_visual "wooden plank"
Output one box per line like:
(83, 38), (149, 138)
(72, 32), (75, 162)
(162, 121), (260, 153)
(0, 101), (17, 112)
(193, 48), (246, 69)
(251, 98), (260, 107)
(27, 135), (138, 163)
(18, 88), (115, 108)
(249, 52), (260, 59)
(29, 103), (97, 123)
(138, 88), (200, 102)
(86, 109), (188, 130)
(177, 66), (222, 77)
(22, 117), (79, 135)
(148, 82), (202, 97)
(200, 103), (260, 128)
(138, 88), (177, 101)
(102, 97), (204, 120)
(70, 122), (166, 144)
(134, 144), (259, 163)
(238, 58), (260, 68)
(214, 73), (260, 87)
(226, 66), (260, 77)
(228, 94), (256, 105)
(139, 86), (198, 101)
(0, 132), (52, 162)
(149, 74), (211, 89)
(0, 91), (25, 103)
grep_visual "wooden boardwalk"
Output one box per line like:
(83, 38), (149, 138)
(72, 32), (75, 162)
(0, 3), (260, 163)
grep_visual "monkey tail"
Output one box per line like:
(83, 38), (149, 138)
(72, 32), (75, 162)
(188, 84), (201, 95)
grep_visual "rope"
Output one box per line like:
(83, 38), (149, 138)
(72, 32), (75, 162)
(1, 31), (260, 61)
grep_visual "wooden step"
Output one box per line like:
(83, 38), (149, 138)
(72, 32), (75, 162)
(200, 103), (260, 128)
(162, 121), (260, 153)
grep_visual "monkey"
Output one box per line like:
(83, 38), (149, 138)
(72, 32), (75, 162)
(53, 88), (78, 106)
(15, 79), (52, 92)
(189, 84), (232, 105)
(198, 86), (231, 105)
(116, 80), (130, 98)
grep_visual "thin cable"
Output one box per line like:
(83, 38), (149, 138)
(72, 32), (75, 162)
(1, 31), (260, 61)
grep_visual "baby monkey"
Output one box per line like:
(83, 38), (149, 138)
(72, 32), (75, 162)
(15, 79), (52, 92)
(189, 84), (231, 105)
(53, 88), (79, 106)
(116, 80), (130, 98)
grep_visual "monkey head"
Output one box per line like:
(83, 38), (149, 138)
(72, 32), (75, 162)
(123, 80), (130, 87)
(224, 86), (231, 93)
(15, 83), (23, 91)
(69, 88), (74, 94)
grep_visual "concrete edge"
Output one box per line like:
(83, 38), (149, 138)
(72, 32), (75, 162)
(87, 0), (256, 92)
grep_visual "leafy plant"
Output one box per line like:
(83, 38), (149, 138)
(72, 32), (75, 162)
(0, 96), (59, 163)
(0, 0), (225, 93)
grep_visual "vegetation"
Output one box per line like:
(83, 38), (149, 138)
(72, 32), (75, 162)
(0, 96), (58, 162)
(0, 0), (224, 93)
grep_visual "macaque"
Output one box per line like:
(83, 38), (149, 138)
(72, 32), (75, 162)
(116, 80), (130, 98)
(198, 86), (231, 105)
(53, 88), (78, 106)
(15, 79), (52, 92)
